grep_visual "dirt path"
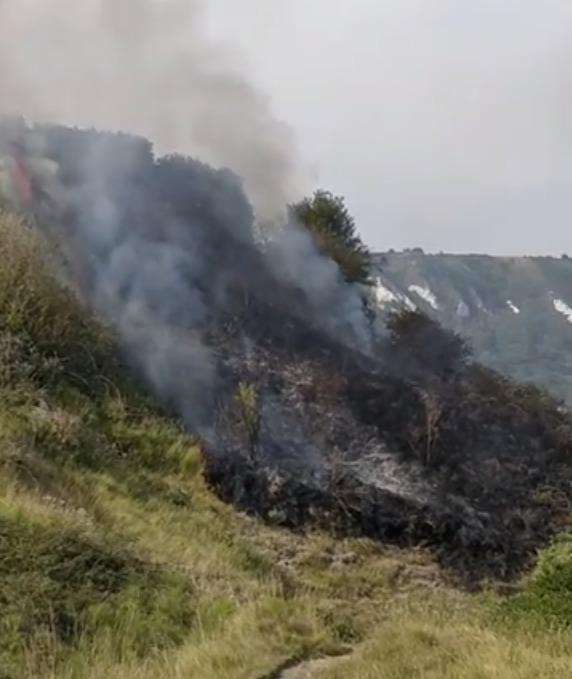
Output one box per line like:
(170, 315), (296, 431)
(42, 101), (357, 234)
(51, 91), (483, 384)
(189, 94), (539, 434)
(279, 655), (350, 678)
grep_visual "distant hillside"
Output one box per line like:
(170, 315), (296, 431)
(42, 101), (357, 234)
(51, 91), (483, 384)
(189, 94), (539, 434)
(372, 251), (572, 403)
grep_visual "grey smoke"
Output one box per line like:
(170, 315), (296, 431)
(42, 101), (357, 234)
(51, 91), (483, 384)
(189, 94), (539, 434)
(0, 0), (372, 435)
(268, 226), (371, 346)
(0, 0), (306, 221)
(99, 238), (216, 431)
(10, 122), (370, 436)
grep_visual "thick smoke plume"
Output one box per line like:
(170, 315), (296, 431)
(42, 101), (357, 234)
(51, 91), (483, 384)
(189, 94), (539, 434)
(0, 0), (305, 221)
(0, 122), (370, 436)
(0, 1), (371, 436)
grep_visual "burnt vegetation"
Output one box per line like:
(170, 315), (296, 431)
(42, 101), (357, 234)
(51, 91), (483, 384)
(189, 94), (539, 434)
(6, 122), (572, 586)
(210, 307), (572, 582)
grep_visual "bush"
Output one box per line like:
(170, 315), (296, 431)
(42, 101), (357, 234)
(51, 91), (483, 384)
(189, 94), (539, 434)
(234, 382), (262, 460)
(387, 309), (471, 380)
(499, 535), (572, 628)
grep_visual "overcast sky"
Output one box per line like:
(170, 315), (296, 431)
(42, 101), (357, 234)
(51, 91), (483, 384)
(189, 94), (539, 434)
(206, 1), (572, 255)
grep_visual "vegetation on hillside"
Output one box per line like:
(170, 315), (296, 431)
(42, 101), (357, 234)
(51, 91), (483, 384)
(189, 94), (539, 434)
(289, 190), (372, 285)
(387, 308), (471, 379)
(0, 209), (571, 678)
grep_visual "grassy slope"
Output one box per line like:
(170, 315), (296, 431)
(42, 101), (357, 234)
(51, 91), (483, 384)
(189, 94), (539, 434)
(0, 211), (571, 678)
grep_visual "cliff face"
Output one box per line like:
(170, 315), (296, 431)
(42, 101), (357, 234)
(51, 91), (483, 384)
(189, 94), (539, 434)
(372, 251), (572, 404)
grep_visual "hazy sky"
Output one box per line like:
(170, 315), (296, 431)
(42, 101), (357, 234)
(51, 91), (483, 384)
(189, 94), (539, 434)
(206, 1), (572, 255)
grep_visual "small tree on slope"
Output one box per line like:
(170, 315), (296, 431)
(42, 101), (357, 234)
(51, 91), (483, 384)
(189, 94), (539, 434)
(289, 190), (372, 286)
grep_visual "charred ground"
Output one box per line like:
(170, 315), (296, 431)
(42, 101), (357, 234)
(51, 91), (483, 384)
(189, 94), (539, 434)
(207, 311), (572, 585)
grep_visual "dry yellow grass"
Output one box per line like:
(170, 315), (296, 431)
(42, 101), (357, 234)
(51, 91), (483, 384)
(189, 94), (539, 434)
(311, 617), (572, 678)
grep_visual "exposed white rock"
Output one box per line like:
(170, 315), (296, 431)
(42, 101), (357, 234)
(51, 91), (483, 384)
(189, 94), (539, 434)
(554, 299), (572, 324)
(408, 284), (439, 310)
(399, 294), (417, 311)
(375, 279), (416, 311)
(506, 300), (520, 314)
(375, 280), (398, 306)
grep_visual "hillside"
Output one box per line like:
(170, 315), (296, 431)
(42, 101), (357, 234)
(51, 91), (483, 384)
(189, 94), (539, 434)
(0, 122), (568, 586)
(372, 251), (572, 403)
(1, 210), (572, 678)
(1, 121), (572, 677)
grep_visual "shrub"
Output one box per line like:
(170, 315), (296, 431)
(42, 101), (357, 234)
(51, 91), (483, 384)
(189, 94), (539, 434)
(387, 309), (471, 379)
(407, 388), (444, 466)
(234, 382), (262, 460)
(499, 535), (572, 628)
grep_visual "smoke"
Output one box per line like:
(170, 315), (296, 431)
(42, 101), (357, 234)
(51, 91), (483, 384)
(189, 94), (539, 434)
(98, 237), (217, 433)
(1, 122), (369, 437)
(0, 1), (372, 437)
(0, 0), (305, 221)
(267, 226), (371, 345)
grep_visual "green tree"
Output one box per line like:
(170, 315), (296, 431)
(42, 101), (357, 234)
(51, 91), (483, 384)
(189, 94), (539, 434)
(289, 190), (372, 285)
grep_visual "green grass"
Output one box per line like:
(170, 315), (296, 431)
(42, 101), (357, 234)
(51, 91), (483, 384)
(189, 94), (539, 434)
(0, 501), (194, 675)
(0, 210), (571, 677)
(496, 535), (572, 629)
